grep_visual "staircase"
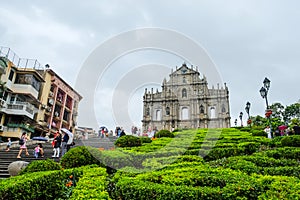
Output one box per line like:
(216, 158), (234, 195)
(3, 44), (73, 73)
(0, 135), (117, 178)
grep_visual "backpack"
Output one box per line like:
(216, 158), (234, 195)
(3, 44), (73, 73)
(19, 138), (25, 145)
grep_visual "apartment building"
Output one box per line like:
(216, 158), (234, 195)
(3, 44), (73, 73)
(36, 69), (82, 136)
(0, 47), (82, 139)
(0, 47), (44, 138)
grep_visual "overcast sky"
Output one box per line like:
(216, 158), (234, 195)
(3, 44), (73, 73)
(0, 0), (299, 131)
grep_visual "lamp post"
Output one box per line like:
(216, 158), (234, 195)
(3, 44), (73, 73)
(259, 77), (272, 137)
(260, 77), (271, 109)
(245, 102), (251, 127)
(239, 112), (243, 127)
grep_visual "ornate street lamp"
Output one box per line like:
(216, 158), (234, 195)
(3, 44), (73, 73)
(234, 119), (237, 127)
(260, 77), (272, 137)
(239, 112), (243, 127)
(260, 77), (271, 109)
(245, 102), (251, 127)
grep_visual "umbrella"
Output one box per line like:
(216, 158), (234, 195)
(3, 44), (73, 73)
(61, 128), (73, 137)
(32, 137), (48, 141)
(61, 128), (74, 145)
(278, 125), (288, 131)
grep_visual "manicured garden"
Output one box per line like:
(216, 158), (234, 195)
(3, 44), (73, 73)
(1, 128), (300, 199)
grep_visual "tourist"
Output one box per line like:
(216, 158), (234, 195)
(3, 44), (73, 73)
(264, 126), (272, 139)
(52, 131), (62, 157)
(17, 132), (29, 158)
(5, 138), (11, 152)
(38, 143), (44, 157)
(34, 143), (44, 158)
(61, 130), (69, 156)
(66, 129), (74, 152)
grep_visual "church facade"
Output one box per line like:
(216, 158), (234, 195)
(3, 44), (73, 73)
(142, 63), (231, 131)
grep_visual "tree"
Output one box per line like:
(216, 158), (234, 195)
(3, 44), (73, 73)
(251, 115), (267, 127)
(269, 102), (285, 120)
(283, 103), (300, 123)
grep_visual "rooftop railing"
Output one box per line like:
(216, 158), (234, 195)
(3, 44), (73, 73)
(0, 46), (44, 70)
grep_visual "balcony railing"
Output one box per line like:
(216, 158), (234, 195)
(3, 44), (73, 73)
(6, 101), (36, 118)
(7, 123), (35, 132)
(0, 46), (44, 70)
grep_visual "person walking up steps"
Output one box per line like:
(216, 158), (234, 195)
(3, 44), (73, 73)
(17, 132), (29, 158)
(52, 131), (62, 157)
(6, 138), (12, 151)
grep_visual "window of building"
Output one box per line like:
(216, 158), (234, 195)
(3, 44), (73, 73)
(200, 105), (204, 114)
(8, 70), (14, 81)
(166, 107), (170, 115)
(15, 74), (41, 91)
(183, 77), (186, 83)
(156, 110), (161, 121)
(221, 105), (226, 113)
(182, 88), (187, 98)
(181, 107), (189, 120)
(210, 107), (216, 118)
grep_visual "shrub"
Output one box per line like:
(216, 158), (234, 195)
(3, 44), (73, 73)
(240, 127), (251, 132)
(0, 166), (87, 200)
(281, 135), (300, 147)
(251, 130), (267, 137)
(139, 136), (152, 144)
(172, 128), (182, 133)
(60, 146), (101, 169)
(19, 159), (61, 175)
(70, 167), (110, 200)
(154, 130), (174, 138)
(115, 135), (142, 147)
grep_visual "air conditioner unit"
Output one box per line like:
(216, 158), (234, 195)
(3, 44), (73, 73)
(0, 99), (5, 107)
(46, 107), (52, 112)
(48, 98), (54, 105)
(41, 104), (47, 109)
(0, 125), (4, 131)
(49, 91), (54, 97)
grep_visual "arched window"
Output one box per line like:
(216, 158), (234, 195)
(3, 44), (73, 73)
(200, 105), (204, 114)
(181, 107), (189, 120)
(146, 107), (150, 116)
(156, 110), (161, 121)
(182, 88), (187, 98)
(210, 107), (216, 118)
(166, 107), (170, 115)
(221, 105), (226, 113)
(183, 77), (186, 83)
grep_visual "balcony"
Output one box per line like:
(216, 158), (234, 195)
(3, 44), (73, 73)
(0, 124), (34, 138)
(5, 101), (36, 119)
(11, 84), (39, 99)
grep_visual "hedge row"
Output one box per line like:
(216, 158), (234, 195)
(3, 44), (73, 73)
(0, 166), (88, 200)
(70, 167), (110, 200)
(109, 165), (300, 199)
(209, 155), (300, 177)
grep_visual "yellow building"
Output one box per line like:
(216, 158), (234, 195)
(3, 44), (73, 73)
(0, 47), (82, 139)
(0, 47), (44, 138)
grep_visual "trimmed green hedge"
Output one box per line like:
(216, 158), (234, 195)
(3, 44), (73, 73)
(110, 165), (300, 199)
(61, 146), (101, 169)
(70, 167), (110, 200)
(115, 135), (142, 147)
(281, 135), (300, 147)
(19, 159), (62, 175)
(154, 129), (174, 138)
(0, 166), (89, 200)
